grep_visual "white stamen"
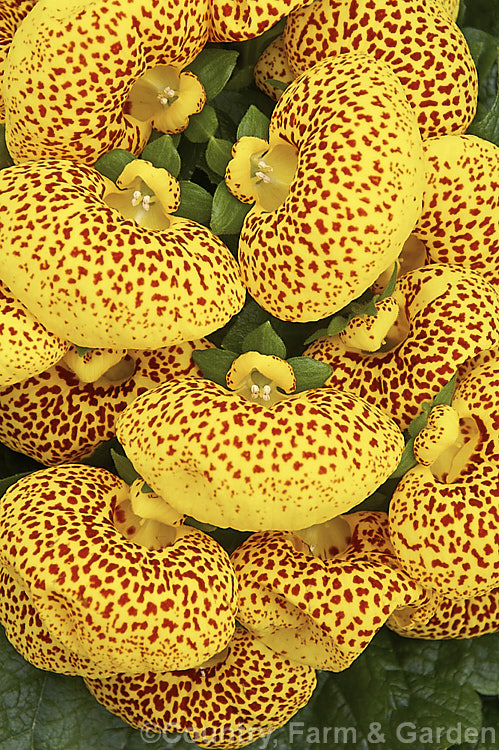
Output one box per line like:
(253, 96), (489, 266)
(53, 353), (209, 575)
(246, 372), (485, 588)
(131, 189), (142, 207)
(142, 194), (151, 211)
(262, 385), (271, 401)
(158, 86), (176, 105)
(257, 159), (273, 172)
(250, 384), (260, 399)
(255, 171), (271, 183)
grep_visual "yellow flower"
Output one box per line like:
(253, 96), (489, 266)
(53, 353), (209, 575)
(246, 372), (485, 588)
(225, 54), (425, 322)
(0, 0), (37, 121)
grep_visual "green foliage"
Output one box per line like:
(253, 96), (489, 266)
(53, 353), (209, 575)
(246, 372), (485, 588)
(241, 321), (287, 358)
(287, 357), (333, 393)
(0, 124), (13, 169)
(184, 105), (219, 143)
(237, 104), (270, 140)
(140, 134), (181, 177)
(110, 449), (140, 485)
(462, 27), (499, 145)
(191, 348), (238, 387)
(74, 345), (94, 357)
(205, 137), (233, 175)
(186, 48), (239, 101)
(210, 181), (251, 234)
(93, 149), (136, 183)
(174, 180), (212, 225)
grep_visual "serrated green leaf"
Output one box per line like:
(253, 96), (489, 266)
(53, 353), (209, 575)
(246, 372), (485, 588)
(0, 471), (32, 500)
(174, 180), (212, 225)
(241, 321), (286, 358)
(191, 348), (238, 387)
(186, 48), (239, 100)
(390, 436), (417, 479)
(75, 345), (94, 357)
(287, 356), (333, 392)
(93, 149), (136, 183)
(236, 104), (270, 140)
(432, 372), (458, 407)
(140, 134), (180, 177)
(184, 105), (218, 143)
(0, 123), (13, 169)
(110, 449), (140, 485)
(327, 315), (349, 336)
(210, 181), (251, 235)
(205, 137), (233, 176)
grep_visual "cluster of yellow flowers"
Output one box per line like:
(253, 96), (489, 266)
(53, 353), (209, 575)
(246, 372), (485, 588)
(0, 0), (498, 747)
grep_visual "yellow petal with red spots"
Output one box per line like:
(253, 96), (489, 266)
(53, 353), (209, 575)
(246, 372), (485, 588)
(85, 628), (316, 749)
(231, 512), (429, 670)
(254, 35), (294, 101)
(0, 465), (238, 676)
(116, 376), (404, 531)
(0, 0), (37, 120)
(231, 54), (424, 322)
(0, 160), (245, 349)
(209, 0), (313, 42)
(284, 0), (477, 139)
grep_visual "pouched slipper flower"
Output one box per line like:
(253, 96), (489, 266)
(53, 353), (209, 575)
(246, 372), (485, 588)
(0, 159), (245, 348)
(0, 465), (238, 677)
(387, 588), (499, 640)
(304, 265), (499, 430)
(225, 54), (425, 322)
(253, 35), (294, 101)
(85, 627), (317, 749)
(413, 135), (499, 288)
(230, 512), (430, 671)
(0, 279), (69, 389)
(281, 0), (477, 140)
(209, 0), (312, 42)
(116, 351), (405, 531)
(388, 359), (499, 600)
(0, 0), (38, 120)
(3, 0), (210, 164)
(0, 339), (212, 466)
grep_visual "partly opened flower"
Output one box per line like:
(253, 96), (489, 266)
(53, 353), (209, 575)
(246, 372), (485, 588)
(413, 135), (499, 288)
(0, 465), (238, 677)
(0, 159), (245, 348)
(0, 339), (212, 465)
(225, 54), (425, 322)
(85, 628), (317, 749)
(305, 265), (499, 430)
(281, 0), (477, 139)
(231, 512), (430, 670)
(116, 351), (404, 531)
(388, 359), (499, 599)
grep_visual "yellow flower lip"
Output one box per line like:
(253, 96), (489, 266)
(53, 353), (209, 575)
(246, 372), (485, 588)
(413, 404), (461, 469)
(0, 160), (245, 349)
(283, 0), (477, 139)
(231, 512), (429, 671)
(0, 280), (69, 388)
(116, 374), (405, 531)
(304, 265), (499, 430)
(0, 339), (212, 466)
(84, 628), (317, 748)
(0, 465), (238, 677)
(227, 54), (425, 323)
(226, 351), (297, 401)
(388, 359), (499, 600)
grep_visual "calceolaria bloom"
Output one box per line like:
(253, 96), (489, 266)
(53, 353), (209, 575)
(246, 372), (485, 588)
(116, 351), (404, 531)
(0, 159), (245, 348)
(226, 54), (425, 322)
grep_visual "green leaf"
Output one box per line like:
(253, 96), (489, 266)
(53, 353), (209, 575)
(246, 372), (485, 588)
(191, 348), (238, 387)
(205, 137), (233, 176)
(432, 372), (458, 407)
(303, 327), (329, 345)
(453, 698), (499, 750)
(466, 631), (499, 696)
(210, 181), (251, 235)
(265, 78), (290, 91)
(287, 357), (333, 393)
(140, 134), (181, 177)
(241, 321), (287, 358)
(93, 149), (136, 183)
(390, 436), (417, 479)
(466, 45), (499, 146)
(184, 105), (218, 143)
(75, 345), (94, 358)
(407, 408), (430, 439)
(110, 449), (140, 485)
(0, 123), (13, 169)
(236, 104), (270, 140)
(140, 482), (153, 494)
(185, 517), (218, 533)
(377, 264), (398, 301)
(0, 471), (31, 500)
(177, 139), (205, 181)
(220, 297), (269, 352)
(79, 437), (121, 473)
(186, 48), (239, 101)
(327, 315), (349, 336)
(174, 180), (213, 225)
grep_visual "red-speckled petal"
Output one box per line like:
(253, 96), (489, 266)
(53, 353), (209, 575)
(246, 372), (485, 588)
(4, 0), (210, 163)
(236, 54), (425, 321)
(231, 512), (429, 670)
(304, 265), (499, 430)
(209, 0), (312, 43)
(0, 0), (37, 120)
(389, 360), (499, 599)
(0, 160), (245, 348)
(0, 340), (212, 466)
(254, 35), (294, 100)
(0, 465), (238, 675)
(85, 628), (317, 749)
(283, 0), (477, 139)
(414, 135), (499, 288)
(116, 377), (404, 530)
